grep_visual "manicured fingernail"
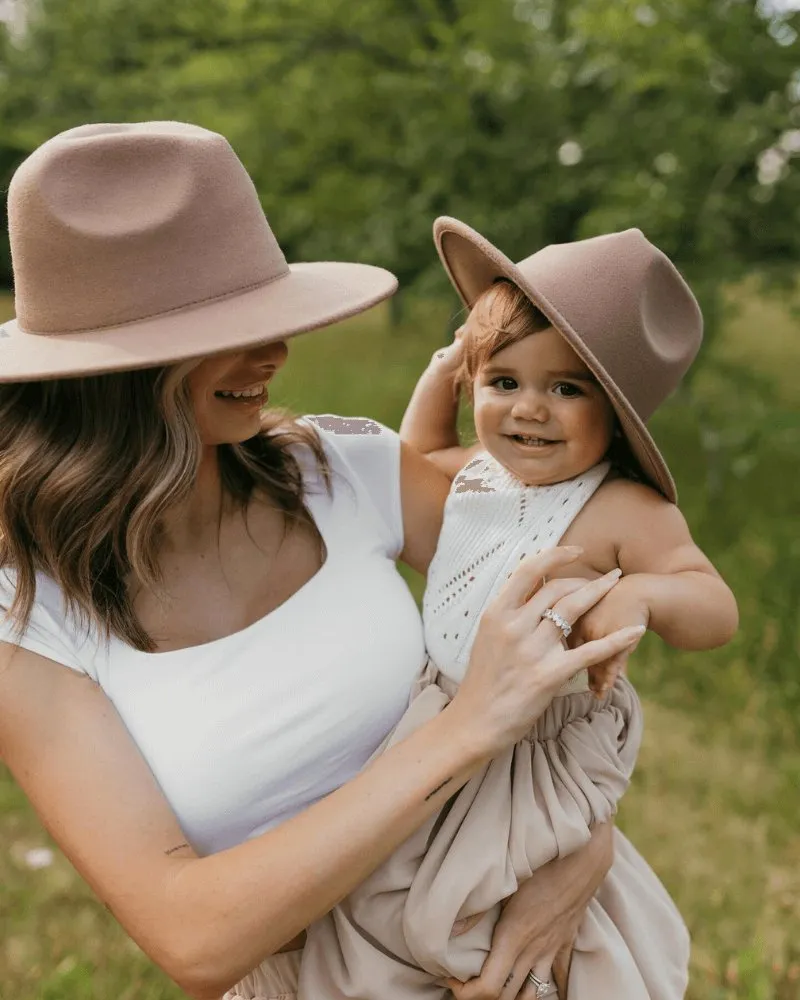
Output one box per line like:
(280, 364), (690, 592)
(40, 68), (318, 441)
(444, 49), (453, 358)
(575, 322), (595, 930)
(606, 568), (623, 580)
(564, 545), (583, 555)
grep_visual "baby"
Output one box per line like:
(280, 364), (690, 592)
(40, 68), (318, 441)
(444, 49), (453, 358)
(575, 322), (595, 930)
(403, 219), (738, 699)
(299, 220), (738, 1000)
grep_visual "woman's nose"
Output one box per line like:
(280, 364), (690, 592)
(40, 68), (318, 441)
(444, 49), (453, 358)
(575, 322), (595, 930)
(248, 339), (289, 370)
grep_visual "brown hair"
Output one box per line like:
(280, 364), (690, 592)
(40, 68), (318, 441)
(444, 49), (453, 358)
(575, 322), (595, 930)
(459, 279), (646, 484)
(0, 364), (329, 652)
(457, 280), (551, 398)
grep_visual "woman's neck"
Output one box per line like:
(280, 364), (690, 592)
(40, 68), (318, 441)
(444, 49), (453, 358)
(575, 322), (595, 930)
(159, 445), (234, 555)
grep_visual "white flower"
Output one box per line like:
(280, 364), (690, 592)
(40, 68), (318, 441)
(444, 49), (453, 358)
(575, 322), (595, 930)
(463, 50), (494, 74)
(635, 6), (659, 26)
(558, 141), (583, 166)
(779, 129), (800, 154)
(757, 147), (788, 185)
(654, 152), (678, 175)
(24, 847), (54, 870)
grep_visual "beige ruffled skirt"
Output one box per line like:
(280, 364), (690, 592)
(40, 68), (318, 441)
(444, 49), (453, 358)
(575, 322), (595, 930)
(295, 668), (689, 999)
(224, 948), (302, 1000)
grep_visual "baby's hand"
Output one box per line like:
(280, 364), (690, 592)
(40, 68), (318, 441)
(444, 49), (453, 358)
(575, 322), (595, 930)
(428, 325), (465, 377)
(571, 575), (649, 697)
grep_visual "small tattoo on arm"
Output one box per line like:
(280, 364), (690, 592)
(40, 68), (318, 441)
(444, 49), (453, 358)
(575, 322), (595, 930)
(504, 972), (514, 987)
(425, 777), (453, 801)
(164, 842), (191, 856)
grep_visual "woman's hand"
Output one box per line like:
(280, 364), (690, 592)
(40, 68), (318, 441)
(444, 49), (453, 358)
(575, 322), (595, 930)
(450, 548), (645, 758)
(569, 574), (650, 696)
(442, 823), (615, 1000)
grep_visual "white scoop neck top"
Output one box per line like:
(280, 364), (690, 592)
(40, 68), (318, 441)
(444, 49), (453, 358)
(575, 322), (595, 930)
(0, 416), (426, 854)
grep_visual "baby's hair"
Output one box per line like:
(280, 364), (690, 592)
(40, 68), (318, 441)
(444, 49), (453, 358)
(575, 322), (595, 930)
(458, 278), (647, 487)
(456, 280), (550, 400)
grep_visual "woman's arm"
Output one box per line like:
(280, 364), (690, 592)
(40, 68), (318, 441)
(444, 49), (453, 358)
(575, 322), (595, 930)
(0, 553), (643, 1000)
(445, 822), (614, 1000)
(399, 337), (480, 479)
(0, 647), (487, 999)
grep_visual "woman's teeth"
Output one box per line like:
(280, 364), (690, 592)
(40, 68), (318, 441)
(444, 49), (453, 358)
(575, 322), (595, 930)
(216, 385), (265, 399)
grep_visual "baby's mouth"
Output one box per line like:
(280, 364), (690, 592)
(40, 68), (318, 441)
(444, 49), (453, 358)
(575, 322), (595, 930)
(509, 434), (559, 447)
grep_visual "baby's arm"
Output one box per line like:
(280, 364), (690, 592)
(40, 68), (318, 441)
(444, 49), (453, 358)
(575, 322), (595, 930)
(399, 333), (480, 479)
(584, 480), (738, 650)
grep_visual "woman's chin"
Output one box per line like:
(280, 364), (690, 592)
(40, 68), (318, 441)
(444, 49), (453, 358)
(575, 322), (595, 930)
(199, 411), (267, 447)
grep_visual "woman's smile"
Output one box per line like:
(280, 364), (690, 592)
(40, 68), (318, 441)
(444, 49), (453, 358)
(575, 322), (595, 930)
(188, 341), (289, 444)
(214, 381), (270, 405)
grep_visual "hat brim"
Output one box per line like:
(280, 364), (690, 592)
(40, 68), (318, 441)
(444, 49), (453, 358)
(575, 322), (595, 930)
(433, 216), (677, 503)
(0, 261), (397, 382)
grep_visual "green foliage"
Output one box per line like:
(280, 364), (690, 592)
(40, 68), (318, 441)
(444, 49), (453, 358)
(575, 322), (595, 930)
(0, 283), (799, 1000)
(0, 0), (798, 333)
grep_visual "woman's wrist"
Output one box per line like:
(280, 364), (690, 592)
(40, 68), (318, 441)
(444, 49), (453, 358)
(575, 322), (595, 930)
(428, 698), (496, 771)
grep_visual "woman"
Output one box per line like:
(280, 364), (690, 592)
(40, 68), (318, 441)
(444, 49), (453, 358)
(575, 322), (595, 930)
(0, 122), (645, 1000)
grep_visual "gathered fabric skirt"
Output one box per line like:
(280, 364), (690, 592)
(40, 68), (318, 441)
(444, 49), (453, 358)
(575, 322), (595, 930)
(298, 670), (689, 999)
(224, 949), (302, 1000)
(227, 667), (688, 999)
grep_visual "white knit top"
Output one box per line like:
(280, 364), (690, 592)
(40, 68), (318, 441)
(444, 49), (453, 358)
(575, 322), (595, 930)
(423, 455), (610, 690)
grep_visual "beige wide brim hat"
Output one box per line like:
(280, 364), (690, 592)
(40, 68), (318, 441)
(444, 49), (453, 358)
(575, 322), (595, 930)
(434, 217), (704, 503)
(0, 122), (397, 381)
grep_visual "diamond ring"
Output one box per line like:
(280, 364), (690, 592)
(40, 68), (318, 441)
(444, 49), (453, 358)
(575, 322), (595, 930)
(526, 970), (555, 997)
(541, 607), (572, 639)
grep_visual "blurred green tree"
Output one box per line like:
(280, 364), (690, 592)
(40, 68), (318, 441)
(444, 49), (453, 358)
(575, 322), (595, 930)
(0, 0), (798, 334)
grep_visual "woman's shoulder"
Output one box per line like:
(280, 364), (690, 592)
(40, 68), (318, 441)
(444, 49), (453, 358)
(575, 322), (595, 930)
(301, 414), (403, 556)
(0, 567), (98, 678)
(302, 414), (400, 473)
(304, 414), (398, 447)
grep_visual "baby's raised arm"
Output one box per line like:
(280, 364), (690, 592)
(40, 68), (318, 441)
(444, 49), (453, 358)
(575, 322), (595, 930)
(399, 334), (479, 479)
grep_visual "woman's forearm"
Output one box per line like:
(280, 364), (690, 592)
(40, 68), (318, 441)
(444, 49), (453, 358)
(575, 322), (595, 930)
(555, 819), (615, 899)
(165, 703), (489, 998)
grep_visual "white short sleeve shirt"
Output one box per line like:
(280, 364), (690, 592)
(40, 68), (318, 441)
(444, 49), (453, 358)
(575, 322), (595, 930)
(0, 417), (426, 855)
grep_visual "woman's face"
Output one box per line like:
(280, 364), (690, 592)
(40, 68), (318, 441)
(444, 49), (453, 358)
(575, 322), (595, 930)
(187, 340), (289, 446)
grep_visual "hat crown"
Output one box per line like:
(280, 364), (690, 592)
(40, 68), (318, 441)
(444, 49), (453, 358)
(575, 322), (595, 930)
(514, 230), (702, 421)
(433, 216), (705, 500)
(9, 122), (289, 334)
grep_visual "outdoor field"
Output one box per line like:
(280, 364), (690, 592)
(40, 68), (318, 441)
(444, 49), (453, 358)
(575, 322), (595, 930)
(0, 282), (798, 1000)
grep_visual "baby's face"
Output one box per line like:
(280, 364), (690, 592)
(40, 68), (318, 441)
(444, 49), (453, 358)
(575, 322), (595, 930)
(471, 328), (616, 486)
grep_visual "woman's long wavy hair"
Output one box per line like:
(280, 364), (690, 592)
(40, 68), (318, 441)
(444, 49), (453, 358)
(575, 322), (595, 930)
(0, 363), (329, 652)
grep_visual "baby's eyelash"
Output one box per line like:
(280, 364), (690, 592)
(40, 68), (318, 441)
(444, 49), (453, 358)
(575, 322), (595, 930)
(554, 381), (584, 396)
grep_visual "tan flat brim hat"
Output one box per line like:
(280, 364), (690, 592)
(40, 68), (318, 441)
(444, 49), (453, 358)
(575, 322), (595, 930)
(433, 217), (704, 503)
(0, 122), (397, 381)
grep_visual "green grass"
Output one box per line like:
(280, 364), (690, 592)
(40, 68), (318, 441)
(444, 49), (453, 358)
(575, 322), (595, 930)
(1, 287), (799, 999)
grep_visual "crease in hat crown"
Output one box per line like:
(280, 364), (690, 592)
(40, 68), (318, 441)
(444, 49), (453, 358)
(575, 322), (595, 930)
(1, 121), (397, 382)
(9, 121), (290, 335)
(432, 215), (703, 502)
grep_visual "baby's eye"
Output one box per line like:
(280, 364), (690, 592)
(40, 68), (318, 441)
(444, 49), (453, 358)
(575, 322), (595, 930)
(553, 382), (583, 398)
(490, 376), (518, 391)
